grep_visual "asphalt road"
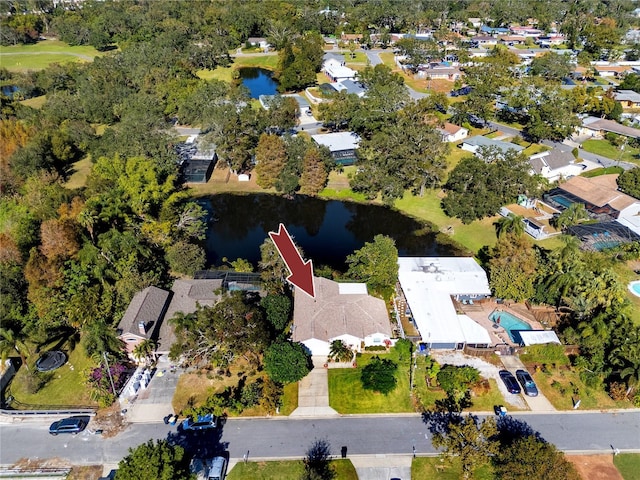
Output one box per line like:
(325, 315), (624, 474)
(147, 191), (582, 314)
(1, 411), (638, 466)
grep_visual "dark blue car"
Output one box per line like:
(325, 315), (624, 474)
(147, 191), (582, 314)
(499, 370), (521, 395)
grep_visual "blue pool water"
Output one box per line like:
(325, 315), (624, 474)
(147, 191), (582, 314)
(489, 311), (532, 342)
(550, 194), (573, 209)
(629, 281), (640, 297)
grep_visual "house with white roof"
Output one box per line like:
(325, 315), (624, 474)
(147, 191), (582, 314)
(311, 131), (361, 165)
(397, 257), (492, 350)
(292, 277), (392, 356)
(322, 58), (357, 82)
(528, 148), (586, 182)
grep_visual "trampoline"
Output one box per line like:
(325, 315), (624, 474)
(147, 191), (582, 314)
(35, 351), (67, 372)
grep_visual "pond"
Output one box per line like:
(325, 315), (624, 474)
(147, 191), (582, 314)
(238, 67), (278, 98)
(200, 194), (467, 271)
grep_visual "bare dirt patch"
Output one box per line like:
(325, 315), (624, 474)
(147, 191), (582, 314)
(567, 454), (623, 480)
(92, 403), (127, 438)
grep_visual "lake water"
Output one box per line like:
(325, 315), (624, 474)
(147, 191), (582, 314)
(200, 194), (465, 271)
(238, 67), (278, 98)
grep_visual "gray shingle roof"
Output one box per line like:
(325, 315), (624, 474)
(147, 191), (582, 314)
(117, 286), (171, 340)
(292, 277), (391, 344)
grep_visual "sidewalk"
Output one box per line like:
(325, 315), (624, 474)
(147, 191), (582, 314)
(290, 356), (338, 417)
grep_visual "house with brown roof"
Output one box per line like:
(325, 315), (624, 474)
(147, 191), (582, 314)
(117, 286), (171, 360)
(437, 122), (469, 143)
(292, 277), (392, 356)
(556, 174), (640, 225)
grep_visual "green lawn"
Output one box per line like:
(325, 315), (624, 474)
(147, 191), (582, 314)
(9, 343), (98, 407)
(20, 95), (47, 109)
(413, 456), (494, 480)
(532, 369), (632, 410)
(614, 454), (640, 480)
(64, 155), (93, 190)
(227, 459), (357, 480)
(582, 139), (640, 165)
(581, 166), (625, 177)
(1, 40), (104, 71)
(197, 55), (279, 83)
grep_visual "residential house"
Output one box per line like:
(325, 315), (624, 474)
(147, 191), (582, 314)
(397, 257), (492, 350)
(551, 174), (640, 237)
(247, 37), (270, 51)
(332, 79), (367, 97)
(471, 35), (498, 47)
(437, 122), (469, 143)
(593, 64), (634, 77)
(292, 277), (392, 356)
(480, 25), (509, 35)
(528, 148), (586, 182)
(468, 18), (483, 29)
(500, 35), (527, 46)
(536, 34), (566, 47)
(417, 65), (462, 81)
(578, 116), (640, 139)
(182, 142), (217, 183)
(460, 135), (525, 157)
(614, 90), (640, 109)
(311, 131), (361, 165)
(117, 286), (171, 360)
(509, 26), (543, 37)
(340, 33), (363, 43)
(322, 58), (357, 82)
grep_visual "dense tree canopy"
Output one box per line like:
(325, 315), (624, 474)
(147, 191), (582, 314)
(116, 440), (191, 480)
(346, 234), (398, 294)
(264, 340), (311, 384)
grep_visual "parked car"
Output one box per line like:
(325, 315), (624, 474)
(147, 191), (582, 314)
(191, 455), (227, 480)
(467, 114), (487, 128)
(516, 369), (539, 396)
(49, 417), (87, 436)
(499, 370), (521, 394)
(181, 413), (217, 431)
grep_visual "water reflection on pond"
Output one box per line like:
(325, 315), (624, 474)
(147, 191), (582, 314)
(200, 194), (466, 271)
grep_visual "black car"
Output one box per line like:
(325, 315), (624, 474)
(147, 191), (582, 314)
(516, 369), (539, 397)
(49, 417), (87, 435)
(499, 370), (521, 394)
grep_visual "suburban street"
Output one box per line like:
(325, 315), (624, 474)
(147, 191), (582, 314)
(1, 411), (638, 466)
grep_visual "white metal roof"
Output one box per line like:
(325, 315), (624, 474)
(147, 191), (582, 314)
(398, 257), (492, 345)
(338, 283), (368, 295)
(519, 330), (561, 346)
(311, 132), (361, 152)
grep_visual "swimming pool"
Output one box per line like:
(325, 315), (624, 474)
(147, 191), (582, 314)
(628, 280), (640, 298)
(489, 310), (532, 343)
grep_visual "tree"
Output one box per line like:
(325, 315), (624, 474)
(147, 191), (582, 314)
(299, 146), (330, 195)
(329, 340), (352, 363)
(493, 435), (580, 480)
(346, 235), (398, 293)
(494, 213), (525, 238)
(255, 134), (287, 189)
(165, 241), (206, 276)
(259, 236), (293, 294)
(431, 414), (499, 479)
(132, 339), (156, 365)
(170, 291), (268, 367)
(260, 294), (291, 335)
(530, 52), (573, 82)
(488, 234), (538, 302)
(264, 340), (311, 384)
(360, 356), (398, 394)
(436, 364), (480, 409)
(277, 33), (324, 92)
(302, 439), (335, 480)
(524, 87), (579, 143)
(0, 326), (30, 368)
(553, 203), (588, 230)
(617, 167), (640, 198)
(115, 439), (191, 480)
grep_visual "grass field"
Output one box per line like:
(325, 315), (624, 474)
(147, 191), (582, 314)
(9, 343), (97, 407)
(198, 54), (279, 82)
(1, 40), (104, 71)
(227, 459), (357, 480)
(582, 139), (640, 165)
(614, 453), (640, 480)
(413, 456), (494, 480)
(20, 95), (47, 109)
(581, 166), (625, 177)
(64, 155), (93, 190)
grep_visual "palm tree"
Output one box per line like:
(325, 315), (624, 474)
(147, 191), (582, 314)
(329, 340), (352, 363)
(0, 327), (30, 370)
(133, 339), (156, 365)
(494, 213), (525, 238)
(553, 203), (588, 230)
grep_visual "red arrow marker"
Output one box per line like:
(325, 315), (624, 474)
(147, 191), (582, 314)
(268, 223), (315, 298)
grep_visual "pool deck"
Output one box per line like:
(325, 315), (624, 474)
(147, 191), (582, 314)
(454, 299), (545, 348)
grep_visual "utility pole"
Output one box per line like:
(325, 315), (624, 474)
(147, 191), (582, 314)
(103, 352), (117, 395)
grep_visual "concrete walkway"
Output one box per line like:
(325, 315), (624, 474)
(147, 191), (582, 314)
(123, 358), (181, 423)
(351, 455), (413, 480)
(290, 356), (338, 417)
(500, 355), (556, 412)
